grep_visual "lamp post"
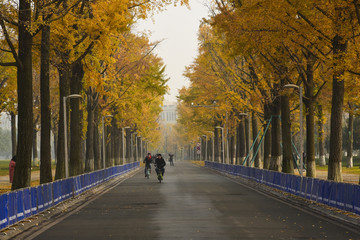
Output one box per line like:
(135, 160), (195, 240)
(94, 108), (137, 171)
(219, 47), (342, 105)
(102, 115), (113, 169)
(216, 126), (225, 163)
(284, 84), (303, 177)
(63, 94), (82, 178)
(122, 126), (130, 164)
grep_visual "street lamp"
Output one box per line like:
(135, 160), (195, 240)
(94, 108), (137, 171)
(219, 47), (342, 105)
(216, 126), (225, 163)
(122, 126), (130, 164)
(102, 115), (113, 169)
(63, 94), (82, 178)
(284, 84), (303, 177)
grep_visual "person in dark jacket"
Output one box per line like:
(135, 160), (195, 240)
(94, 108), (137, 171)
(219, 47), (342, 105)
(155, 154), (166, 177)
(168, 153), (174, 166)
(143, 153), (152, 177)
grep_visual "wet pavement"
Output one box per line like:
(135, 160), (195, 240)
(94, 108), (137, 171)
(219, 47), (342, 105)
(23, 161), (360, 239)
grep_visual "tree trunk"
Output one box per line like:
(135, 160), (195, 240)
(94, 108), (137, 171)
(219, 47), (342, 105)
(281, 94), (293, 174)
(94, 107), (101, 170)
(187, 144), (190, 160)
(305, 97), (316, 178)
(11, 111), (16, 157)
(328, 31), (347, 182)
(120, 127), (124, 164)
(214, 127), (221, 162)
(208, 138), (212, 162)
(113, 118), (121, 165)
(347, 111), (354, 168)
(235, 124), (240, 165)
(40, 24), (52, 184)
(252, 112), (262, 168)
(304, 55), (317, 178)
(12, 0), (33, 190)
(85, 104), (95, 172)
(137, 136), (141, 162)
(111, 124), (115, 165)
(238, 117), (246, 165)
(270, 98), (281, 172)
(85, 97), (95, 172)
(53, 130), (57, 163)
(69, 61), (84, 176)
(133, 133), (138, 163)
(138, 136), (142, 162)
(201, 136), (206, 161)
(126, 128), (131, 163)
(105, 125), (111, 167)
(317, 104), (326, 166)
(32, 127), (38, 166)
(230, 134), (235, 165)
(245, 115), (251, 166)
(55, 65), (70, 180)
(263, 104), (272, 170)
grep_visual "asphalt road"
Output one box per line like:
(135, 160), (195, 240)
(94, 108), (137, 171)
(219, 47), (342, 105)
(30, 161), (360, 240)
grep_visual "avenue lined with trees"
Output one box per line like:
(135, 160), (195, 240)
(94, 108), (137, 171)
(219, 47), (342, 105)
(0, 0), (188, 190)
(176, 0), (360, 183)
(1, 0), (360, 192)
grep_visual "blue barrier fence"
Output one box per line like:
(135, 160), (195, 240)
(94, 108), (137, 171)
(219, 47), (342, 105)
(205, 161), (360, 216)
(0, 162), (139, 230)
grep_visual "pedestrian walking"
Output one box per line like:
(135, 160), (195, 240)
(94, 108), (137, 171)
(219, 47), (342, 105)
(9, 155), (16, 183)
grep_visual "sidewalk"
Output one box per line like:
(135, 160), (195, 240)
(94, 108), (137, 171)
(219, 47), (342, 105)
(315, 170), (359, 184)
(0, 170), (56, 193)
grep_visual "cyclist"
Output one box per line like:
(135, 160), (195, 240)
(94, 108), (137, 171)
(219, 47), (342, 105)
(143, 153), (152, 178)
(155, 154), (166, 179)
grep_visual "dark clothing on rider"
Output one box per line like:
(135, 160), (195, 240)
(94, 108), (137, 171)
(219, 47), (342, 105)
(155, 157), (166, 169)
(143, 156), (152, 167)
(144, 155), (152, 177)
(155, 156), (166, 177)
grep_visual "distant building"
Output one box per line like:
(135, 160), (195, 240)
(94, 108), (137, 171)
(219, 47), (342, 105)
(159, 102), (177, 124)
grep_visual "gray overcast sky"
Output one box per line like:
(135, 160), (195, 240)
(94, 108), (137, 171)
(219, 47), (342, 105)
(135, 0), (209, 103)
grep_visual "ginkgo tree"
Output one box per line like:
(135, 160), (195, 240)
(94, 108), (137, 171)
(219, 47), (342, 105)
(0, 0), (189, 189)
(85, 31), (169, 170)
(179, 0), (360, 183)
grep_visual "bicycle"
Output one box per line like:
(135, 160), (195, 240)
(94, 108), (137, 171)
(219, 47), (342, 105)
(145, 166), (151, 179)
(156, 167), (164, 183)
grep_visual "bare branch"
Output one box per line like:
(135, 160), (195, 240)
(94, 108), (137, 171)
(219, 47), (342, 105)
(0, 18), (20, 68)
(0, 77), (8, 89)
(0, 47), (12, 53)
(0, 62), (17, 66)
(128, 0), (151, 10)
(347, 69), (360, 76)
(73, 41), (96, 66)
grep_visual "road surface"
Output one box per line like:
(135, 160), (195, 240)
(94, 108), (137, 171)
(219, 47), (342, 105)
(26, 161), (360, 239)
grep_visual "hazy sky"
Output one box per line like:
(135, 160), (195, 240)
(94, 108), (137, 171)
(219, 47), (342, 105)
(135, 0), (210, 103)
